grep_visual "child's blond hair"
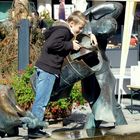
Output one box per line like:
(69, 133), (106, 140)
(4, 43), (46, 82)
(67, 11), (87, 25)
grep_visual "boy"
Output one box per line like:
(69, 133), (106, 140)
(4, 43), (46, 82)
(28, 11), (88, 138)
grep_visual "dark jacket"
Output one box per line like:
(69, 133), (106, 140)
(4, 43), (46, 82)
(35, 21), (74, 75)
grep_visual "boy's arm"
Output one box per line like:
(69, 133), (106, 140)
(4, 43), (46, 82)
(47, 29), (73, 53)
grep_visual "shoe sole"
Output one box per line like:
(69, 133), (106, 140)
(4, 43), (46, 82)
(28, 133), (51, 138)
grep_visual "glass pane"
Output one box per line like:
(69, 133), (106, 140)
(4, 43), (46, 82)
(0, 2), (12, 21)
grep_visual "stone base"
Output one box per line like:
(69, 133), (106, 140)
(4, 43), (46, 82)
(46, 124), (140, 140)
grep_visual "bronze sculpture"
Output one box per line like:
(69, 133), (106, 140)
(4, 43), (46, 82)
(51, 1), (127, 128)
(0, 85), (48, 137)
(0, 2), (127, 138)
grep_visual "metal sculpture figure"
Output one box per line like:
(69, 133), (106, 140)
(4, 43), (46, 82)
(0, 85), (48, 137)
(0, 2), (127, 138)
(50, 1), (127, 128)
(81, 2), (128, 128)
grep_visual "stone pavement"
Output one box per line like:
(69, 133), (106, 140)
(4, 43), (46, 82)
(2, 96), (140, 140)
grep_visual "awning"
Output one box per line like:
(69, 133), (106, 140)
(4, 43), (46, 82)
(118, 1), (137, 104)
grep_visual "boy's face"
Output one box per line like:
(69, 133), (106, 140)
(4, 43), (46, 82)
(69, 21), (85, 36)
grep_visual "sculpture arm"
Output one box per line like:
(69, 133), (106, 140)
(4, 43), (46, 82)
(83, 22), (98, 46)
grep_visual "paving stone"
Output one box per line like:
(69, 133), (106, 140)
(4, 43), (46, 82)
(1, 97), (140, 140)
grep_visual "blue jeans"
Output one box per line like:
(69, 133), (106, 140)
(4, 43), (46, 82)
(31, 68), (56, 121)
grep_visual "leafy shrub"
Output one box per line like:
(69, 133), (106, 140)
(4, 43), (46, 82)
(45, 98), (72, 119)
(70, 82), (85, 105)
(11, 65), (86, 118)
(39, 10), (54, 28)
(11, 65), (35, 110)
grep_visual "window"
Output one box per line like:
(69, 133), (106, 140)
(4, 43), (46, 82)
(0, 1), (12, 21)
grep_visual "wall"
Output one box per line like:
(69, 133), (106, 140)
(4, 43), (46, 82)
(106, 46), (139, 68)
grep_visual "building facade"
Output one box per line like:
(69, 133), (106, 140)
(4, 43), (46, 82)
(0, 0), (140, 65)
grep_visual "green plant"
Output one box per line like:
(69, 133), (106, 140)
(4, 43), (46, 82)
(57, 98), (71, 110)
(45, 98), (72, 120)
(11, 65), (86, 119)
(40, 10), (54, 28)
(70, 82), (86, 105)
(11, 65), (35, 110)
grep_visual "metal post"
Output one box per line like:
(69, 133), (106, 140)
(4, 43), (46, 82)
(18, 19), (30, 71)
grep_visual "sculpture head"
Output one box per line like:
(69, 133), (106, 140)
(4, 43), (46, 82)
(84, 2), (123, 39)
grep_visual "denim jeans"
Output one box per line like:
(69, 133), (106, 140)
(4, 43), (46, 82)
(31, 68), (56, 121)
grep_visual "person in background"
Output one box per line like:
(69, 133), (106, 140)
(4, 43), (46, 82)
(28, 11), (87, 138)
(39, 15), (48, 32)
(130, 34), (138, 48)
(31, 11), (48, 32)
(31, 11), (40, 28)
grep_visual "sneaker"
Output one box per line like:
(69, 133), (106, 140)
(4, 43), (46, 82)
(28, 128), (51, 138)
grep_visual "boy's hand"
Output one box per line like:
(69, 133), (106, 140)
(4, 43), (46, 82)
(72, 40), (81, 51)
